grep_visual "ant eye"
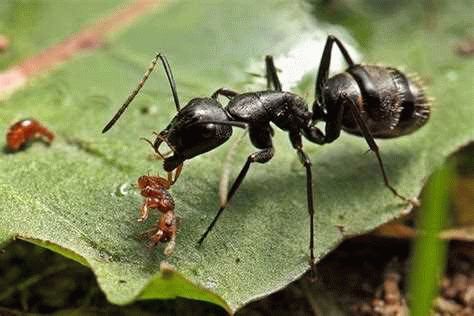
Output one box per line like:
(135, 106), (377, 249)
(201, 123), (215, 138)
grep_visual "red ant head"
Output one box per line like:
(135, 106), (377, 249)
(137, 175), (170, 190)
(137, 176), (151, 190)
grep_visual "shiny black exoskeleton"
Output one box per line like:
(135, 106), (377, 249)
(102, 35), (430, 275)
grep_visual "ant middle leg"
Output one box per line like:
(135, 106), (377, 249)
(265, 55), (282, 91)
(211, 88), (238, 100)
(197, 146), (274, 245)
(314, 35), (355, 105)
(198, 125), (274, 245)
(219, 128), (248, 206)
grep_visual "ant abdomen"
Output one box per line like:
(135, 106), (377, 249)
(326, 64), (430, 138)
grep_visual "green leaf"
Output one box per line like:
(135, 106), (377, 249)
(1, 0), (473, 313)
(0, 0), (125, 68)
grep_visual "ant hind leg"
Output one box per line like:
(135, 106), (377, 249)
(343, 94), (420, 207)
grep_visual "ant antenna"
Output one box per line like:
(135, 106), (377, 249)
(102, 53), (181, 133)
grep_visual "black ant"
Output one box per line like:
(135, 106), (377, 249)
(102, 35), (430, 276)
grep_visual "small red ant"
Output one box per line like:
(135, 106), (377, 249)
(137, 174), (177, 256)
(6, 118), (54, 152)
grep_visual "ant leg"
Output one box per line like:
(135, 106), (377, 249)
(342, 94), (420, 206)
(164, 232), (176, 256)
(287, 100), (326, 144)
(306, 88), (346, 145)
(198, 146), (274, 245)
(162, 210), (177, 256)
(289, 130), (316, 279)
(219, 129), (248, 206)
(314, 35), (355, 109)
(211, 88), (238, 100)
(265, 55), (282, 91)
(138, 199), (150, 222)
(102, 53), (180, 133)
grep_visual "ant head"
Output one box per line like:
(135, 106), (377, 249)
(155, 97), (233, 172)
(137, 174), (170, 190)
(137, 175), (152, 190)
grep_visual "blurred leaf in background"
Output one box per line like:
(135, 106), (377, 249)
(409, 162), (453, 316)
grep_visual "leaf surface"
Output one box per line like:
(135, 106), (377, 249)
(0, 0), (473, 312)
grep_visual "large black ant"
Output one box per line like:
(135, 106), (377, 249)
(102, 35), (430, 276)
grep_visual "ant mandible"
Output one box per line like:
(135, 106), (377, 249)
(102, 35), (430, 275)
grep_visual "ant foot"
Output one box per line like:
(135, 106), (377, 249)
(407, 197), (420, 208)
(397, 196), (420, 208)
(308, 259), (317, 282)
(391, 188), (420, 208)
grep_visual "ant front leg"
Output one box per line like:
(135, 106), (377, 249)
(198, 125), (274, 245)
(289, 130), (317, 279)
(341, 94), (420, 206)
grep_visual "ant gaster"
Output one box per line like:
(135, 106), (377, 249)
(103, 35), (430, 276)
